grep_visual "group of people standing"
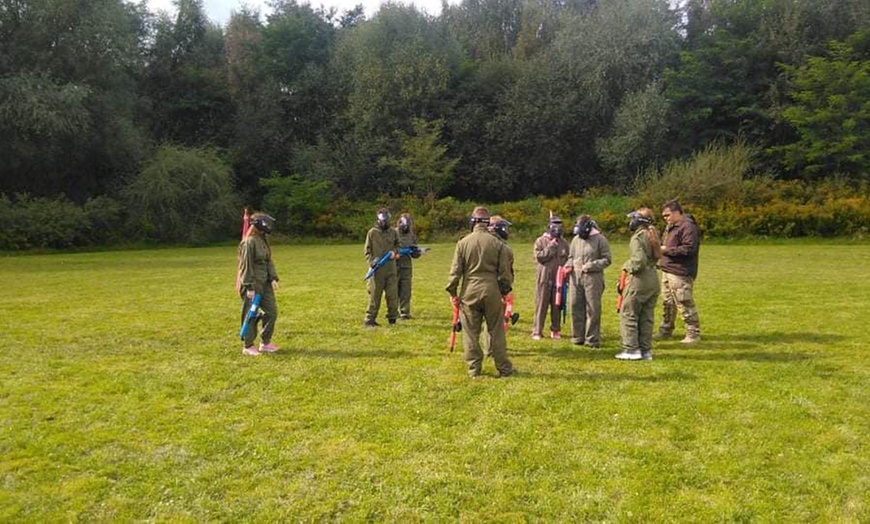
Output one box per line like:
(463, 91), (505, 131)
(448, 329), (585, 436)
(236, 202), (703, 378)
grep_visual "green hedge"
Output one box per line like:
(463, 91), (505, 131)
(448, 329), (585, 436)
(2, 181), (868, 251)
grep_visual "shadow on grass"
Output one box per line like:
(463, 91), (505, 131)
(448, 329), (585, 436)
(289, 348), (418, 359)
(660, 351), (814, 363)
(529, 370), (697, 382)
(658, 332), (846, 349)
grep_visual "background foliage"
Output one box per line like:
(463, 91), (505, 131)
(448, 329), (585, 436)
(2, 0), (870, 248)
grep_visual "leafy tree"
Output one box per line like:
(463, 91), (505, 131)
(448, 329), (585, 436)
(0, 0), (149, 200)
(777, 36), (870, 179)
(597, 81), (670, 186)
(379, 118), (459, 196)
(260, 174), (335, 234)
(490, 0), (679, 196)
(142, 0), (232, 148)
(327, 3), (463, 196)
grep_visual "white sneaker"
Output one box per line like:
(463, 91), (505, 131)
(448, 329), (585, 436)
(615, 350), (642, 361)
(242, 346), (261, 356)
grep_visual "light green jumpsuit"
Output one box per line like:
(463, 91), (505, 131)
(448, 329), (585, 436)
(447, 224), (514, 377)
(239, 234), (279, 348)
(619, 228), (660, 355)
(365, 226), (400, 323)
(566, 232), (611, 346)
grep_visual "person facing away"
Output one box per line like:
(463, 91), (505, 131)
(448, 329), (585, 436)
(655, 200), (702, 343)
(532, 215), (570, 340)
(615, 208), (662, 361)
(447, 206), (516, 378)
(562, 215), (612, 348)
(364, 208), (400, 327)
(483, 215), (515, 356)
(238, 212), (280, 356)
(394, 213), (420, 320)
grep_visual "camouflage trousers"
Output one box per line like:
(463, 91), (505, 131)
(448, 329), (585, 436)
(659, 272), (700, 336)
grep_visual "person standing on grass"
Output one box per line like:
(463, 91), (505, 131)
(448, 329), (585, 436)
(447, 206), (516, 378)
(562, 215), (611, 348)
(239, 213), (281, 356)
(364, 208), (400, 327)
(532, 215), (570, 340)
(615, 208), (662, 361)
(654, 200), (702, 343)
(483, 215), (515, 357)
(395, 213), (420, 320)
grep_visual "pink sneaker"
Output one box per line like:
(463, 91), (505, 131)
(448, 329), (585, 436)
(551, 330), (561, 340)
(259, 342), (279, 353)
(242, 346), (261, 356)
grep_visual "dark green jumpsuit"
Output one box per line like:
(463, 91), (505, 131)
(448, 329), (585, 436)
(396, 228), (418, 318)
(619, 228), (660, 355)
(365, 226), (400, 323)
(239, 234), (279, 348)
(447, 224), (514, 377)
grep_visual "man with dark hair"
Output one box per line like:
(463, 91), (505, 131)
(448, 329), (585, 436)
(447, 206), (516, 378)
(364, 208), (400, 327)
(655, 200), (702, 343)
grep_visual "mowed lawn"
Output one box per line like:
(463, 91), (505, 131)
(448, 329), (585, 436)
(1, 241), (868, 521)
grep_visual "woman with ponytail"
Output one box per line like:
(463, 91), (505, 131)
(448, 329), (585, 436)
(615, 208), (661, 361)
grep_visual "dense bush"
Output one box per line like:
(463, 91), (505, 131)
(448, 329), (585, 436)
(0, 194), (89, 250)
(633, 141), (754, 208)
(122, 145), (240, 244)
(2, 179), (867, 251)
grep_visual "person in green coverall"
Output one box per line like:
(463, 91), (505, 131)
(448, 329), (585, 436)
(562, 215), (612, 348)
(395, 213), (421, 320)
(447, 206), (516, 378)
(615, 208), (662, 361)
(364, 208), (400, 327)
(238, 213), (281, 356)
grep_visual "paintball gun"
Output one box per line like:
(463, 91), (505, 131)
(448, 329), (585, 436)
(364, 246), (430, 280)
(364, 251), (394, 280)
(449, 300), (462, 352)
(555, 266), (569, 323)
(616, 270), (628, 313)
(400, 245), (430, 258)
(239, 293), (261, 339)
(503, 293), (520, 332)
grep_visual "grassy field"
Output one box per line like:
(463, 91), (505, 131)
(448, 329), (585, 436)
(1, 241), (869, 521)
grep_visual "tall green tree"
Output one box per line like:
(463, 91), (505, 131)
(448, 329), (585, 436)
(777, 34), (870, 179)
(142, 0), (232, 148)
(326, 3), (463, 196)
(0, 0), (148, 200)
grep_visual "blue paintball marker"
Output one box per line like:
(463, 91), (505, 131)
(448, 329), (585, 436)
(364, 246), (429, 280)
(239, 293), (261, 339)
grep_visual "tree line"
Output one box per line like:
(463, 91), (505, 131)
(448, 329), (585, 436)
(1, 0), (869, 233)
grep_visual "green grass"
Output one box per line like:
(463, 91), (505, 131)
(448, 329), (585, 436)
(1, 242), (869, 521)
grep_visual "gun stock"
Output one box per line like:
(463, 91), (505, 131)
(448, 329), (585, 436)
(239, 293), (262, 339)
(616, 270), (628, 313)
(449, 302), (461, 352)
